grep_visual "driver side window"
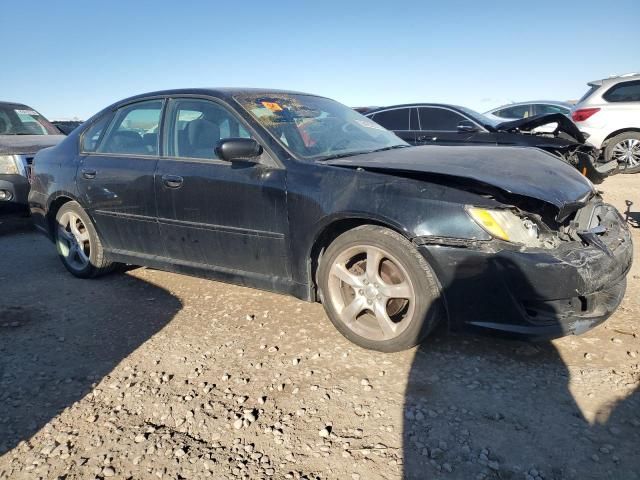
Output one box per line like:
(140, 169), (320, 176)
(166, 99), (251, 160)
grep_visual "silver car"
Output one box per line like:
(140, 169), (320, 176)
(484, 101), (572, 123)
(570, 73), (640, 173)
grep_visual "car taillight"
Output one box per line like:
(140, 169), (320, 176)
(572, 108), (600, 122)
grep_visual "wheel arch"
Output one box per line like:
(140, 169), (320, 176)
(46, 193), (84, 238)
(602, 128), (640, 146)
(306, 214), (411, 301)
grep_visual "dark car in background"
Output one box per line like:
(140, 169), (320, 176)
(0, 101), (65, 210)
(365, 103), (616, 183)
(52, 120), (84, 135)
(29, 89), (632, 352)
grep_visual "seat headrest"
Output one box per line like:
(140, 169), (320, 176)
(109, 130), (145, 153)
(187, 119), (220, 150)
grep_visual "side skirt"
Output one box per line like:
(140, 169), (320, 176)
(106, 249), (312, 302)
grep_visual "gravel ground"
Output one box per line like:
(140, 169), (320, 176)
(0, 174), (638, 480)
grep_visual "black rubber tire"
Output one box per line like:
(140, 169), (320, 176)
(605, 132), (640, 174)
(317, 225), (445, 352)
(55, 201), (114, 278)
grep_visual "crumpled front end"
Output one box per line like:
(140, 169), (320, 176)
(416, 199), (632, 339)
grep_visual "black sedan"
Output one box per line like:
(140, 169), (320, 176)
(364, 103), (617, 183)
(29, 89), (632, 352)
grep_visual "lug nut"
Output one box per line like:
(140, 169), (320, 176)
(358, 289), (364, 295)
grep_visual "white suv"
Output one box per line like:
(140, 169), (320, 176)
(571, 73), (640, 173)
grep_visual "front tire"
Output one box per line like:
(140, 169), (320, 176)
(317, 225), (445, 352)
(605, 132), (640, 174)
(55, 201), (113, 278)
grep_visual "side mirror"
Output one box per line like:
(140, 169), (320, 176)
(216, 138), (263, 163)
(457, 120), (479, 133)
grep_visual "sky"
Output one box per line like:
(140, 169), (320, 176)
(2, 0), (638, 120)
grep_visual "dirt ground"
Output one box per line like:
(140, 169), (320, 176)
(0, 174), (638, 480)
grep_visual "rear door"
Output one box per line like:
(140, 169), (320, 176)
(154, 97), (290, 278)
(76, 99), (165, 256)
(367, 107), (416, 144)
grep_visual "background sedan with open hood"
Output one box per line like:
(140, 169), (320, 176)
(365, 103), (616, 183)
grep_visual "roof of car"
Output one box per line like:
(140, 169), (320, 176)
(489, 100), (572, 109)
(588, 73), (640, 86)
(0, 101), (32, 109)
(110, 88), (322, 108)
(364, 103), (468, 114)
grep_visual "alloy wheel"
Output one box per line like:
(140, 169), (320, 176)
(326, 245), (416, 341)
(611, 138), (640, 169)
(57, 211), (91, 271)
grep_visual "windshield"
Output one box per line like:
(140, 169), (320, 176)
(456, 106), (500, 129)
(234, 93), (407, 160)
(0, 105), (59, 135)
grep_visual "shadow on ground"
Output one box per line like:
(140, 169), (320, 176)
(403, 258), (639, 479)
(0, 216), (182, 454)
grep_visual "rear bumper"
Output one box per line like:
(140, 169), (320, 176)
(0, 174), (29, 207)
(418, 209), (633, 339)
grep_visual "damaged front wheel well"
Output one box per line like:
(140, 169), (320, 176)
(308, 218), (408, 301)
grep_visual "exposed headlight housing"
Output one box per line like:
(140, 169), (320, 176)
(0, 155), (19, 175)
(466, 207), (542, 247)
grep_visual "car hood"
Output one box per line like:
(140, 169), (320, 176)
(0, 135), (66, 155)
(495, 113), (585, 143)
(325, 145), (596, 221)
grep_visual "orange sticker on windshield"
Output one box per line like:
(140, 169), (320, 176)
(261, 101), (283, 112)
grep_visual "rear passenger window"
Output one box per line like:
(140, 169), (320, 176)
(98, 100), (163, 155)
(370, 108), (410, 130)
(167, 99), (251, 160)
(603, 81), (640, 102)
(81, 114), (113, 153)
(418, 107), (466, 130)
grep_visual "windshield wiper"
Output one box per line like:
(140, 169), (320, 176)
(317, 150), (374, 162)
(366, 144), (410, 153)
(318, 144), (409, 162)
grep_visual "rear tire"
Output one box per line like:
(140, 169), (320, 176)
(317, 225), (445, 352)
(54, 201), (114, 278)
(605, 132), (640, 174)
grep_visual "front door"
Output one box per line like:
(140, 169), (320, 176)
(76, 99), (165, 256)
(154, 97), (290, 279)
(416, 106), (496, 146)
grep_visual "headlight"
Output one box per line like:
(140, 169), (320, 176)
(0, 155), (19, 175)
(467, 207), (540, 246)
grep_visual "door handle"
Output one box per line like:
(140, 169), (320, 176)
(162, 174), (184, 189)
(81, 168), (97, 179)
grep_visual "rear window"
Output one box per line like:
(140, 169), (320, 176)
(0, 105), (59, 135)
(577, 84), (600, 103)
(603, 80), (640, 103)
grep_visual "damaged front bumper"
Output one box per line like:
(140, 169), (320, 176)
(415, 203), (632, 339)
